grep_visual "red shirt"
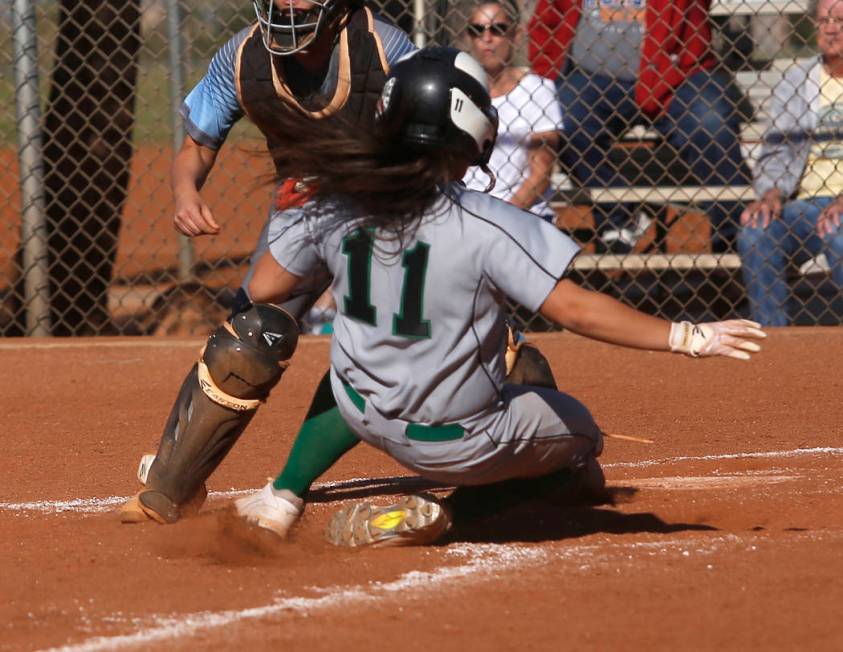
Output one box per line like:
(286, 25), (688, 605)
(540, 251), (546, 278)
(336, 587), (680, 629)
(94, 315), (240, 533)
(528, 0), (716, 117)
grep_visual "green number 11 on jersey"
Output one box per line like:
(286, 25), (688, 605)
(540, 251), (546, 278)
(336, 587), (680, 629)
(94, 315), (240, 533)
(340, 229), (432, 339)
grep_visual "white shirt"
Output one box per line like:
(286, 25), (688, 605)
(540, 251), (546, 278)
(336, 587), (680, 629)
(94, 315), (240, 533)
(464, 72), (563, 220)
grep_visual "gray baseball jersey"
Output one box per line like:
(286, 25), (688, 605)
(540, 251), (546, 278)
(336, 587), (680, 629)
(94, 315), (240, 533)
(270, 185), (579, 422)
(268, 186), (601, 483)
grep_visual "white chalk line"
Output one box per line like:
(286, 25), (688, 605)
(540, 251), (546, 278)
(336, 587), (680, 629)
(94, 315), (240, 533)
(0, 476), (432, 514)
(613, 473), (803, 490)
(0, 491), (251, 515)
(38, 533), (787, 652)
(0, 481), (401, 515)
(605, 446), (843, 469)
(3, 446), (841, 515)
(39, 543), (544, 652)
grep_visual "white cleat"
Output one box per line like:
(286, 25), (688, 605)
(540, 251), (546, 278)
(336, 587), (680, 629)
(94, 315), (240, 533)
(137, 454), (157, 485)
(234, 482), (303, 539)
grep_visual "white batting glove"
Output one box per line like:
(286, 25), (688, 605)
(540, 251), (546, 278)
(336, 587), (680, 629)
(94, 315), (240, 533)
(669, 320), (766, 360)
(234, 482), (303, 539)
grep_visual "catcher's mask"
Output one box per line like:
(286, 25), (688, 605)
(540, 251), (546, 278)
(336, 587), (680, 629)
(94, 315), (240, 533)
(252, 0), (354, 56)
(375, 47), (499, 186)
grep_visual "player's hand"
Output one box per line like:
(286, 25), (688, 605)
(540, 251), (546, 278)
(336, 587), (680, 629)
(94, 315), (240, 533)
(173, 190), (221, 237)
(740, 189), (782, 229)
(817, 196), (843, 238)
(669, 320), (767, 360)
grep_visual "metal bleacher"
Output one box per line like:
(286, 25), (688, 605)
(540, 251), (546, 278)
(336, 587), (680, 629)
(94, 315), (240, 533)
(552, 0), (810, 273)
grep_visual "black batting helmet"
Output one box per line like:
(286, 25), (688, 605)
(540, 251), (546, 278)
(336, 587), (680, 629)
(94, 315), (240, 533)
(253, 0), (360, 56)
(375, 47), (499, 167)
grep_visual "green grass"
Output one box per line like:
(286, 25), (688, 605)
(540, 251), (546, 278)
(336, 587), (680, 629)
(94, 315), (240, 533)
(0, 0), (256, 150)
(0, 57), (264, 152)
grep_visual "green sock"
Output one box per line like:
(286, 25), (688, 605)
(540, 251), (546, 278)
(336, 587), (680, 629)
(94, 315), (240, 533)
(272, 370), (359, 497)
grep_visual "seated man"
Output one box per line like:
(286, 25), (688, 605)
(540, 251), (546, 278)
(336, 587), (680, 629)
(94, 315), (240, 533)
(529, 0), (751, 253)
(738, 0), (843, 326)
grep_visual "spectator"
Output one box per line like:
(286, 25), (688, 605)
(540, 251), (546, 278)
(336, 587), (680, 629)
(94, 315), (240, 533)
(463, 0), (563, 222)
(528, 0), (750, 253)
(738, 0), (843, 326)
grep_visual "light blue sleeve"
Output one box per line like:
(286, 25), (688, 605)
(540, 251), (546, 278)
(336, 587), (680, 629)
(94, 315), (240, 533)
(753, 58), (816, 198)
(179, 27), (251, 149)
(373, 17), (416, 64)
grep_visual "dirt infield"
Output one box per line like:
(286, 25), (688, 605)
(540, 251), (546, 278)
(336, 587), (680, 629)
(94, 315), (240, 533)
(1, 329), (842, 651)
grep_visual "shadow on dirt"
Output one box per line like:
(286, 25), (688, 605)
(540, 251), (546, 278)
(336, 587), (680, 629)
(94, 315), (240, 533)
(309, 475), (717, 545)
(308, 475), (451, 503)
(444, 494), (718, 545)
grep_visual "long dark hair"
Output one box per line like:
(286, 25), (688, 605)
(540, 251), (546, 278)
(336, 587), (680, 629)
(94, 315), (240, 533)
(267, 99), (463, 242)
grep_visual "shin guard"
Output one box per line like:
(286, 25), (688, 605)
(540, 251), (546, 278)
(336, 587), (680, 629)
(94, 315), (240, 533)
(138, 303), (298, 523)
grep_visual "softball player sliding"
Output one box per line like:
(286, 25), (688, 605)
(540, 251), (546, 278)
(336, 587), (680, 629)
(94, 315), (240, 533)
(233, 46), (767, 547)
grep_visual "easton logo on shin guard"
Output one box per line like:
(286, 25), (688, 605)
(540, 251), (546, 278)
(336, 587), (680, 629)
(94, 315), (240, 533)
(262, 331), (285, 347)
(197, 361), (262, 412)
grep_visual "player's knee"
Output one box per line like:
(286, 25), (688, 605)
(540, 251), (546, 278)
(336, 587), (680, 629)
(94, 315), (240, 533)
(561, 398), (603, 456)
(202, 303), (299, 404)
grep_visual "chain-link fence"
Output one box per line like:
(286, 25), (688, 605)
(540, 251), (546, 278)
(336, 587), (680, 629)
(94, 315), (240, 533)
(4, 0), (842, 336)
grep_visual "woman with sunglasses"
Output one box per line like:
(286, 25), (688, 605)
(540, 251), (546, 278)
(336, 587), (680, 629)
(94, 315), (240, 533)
(462, 1), (562, 222)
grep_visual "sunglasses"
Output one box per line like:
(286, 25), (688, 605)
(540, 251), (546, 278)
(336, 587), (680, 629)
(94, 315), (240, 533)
(466, 22), (511, 38)
(819, 15), (843, 27)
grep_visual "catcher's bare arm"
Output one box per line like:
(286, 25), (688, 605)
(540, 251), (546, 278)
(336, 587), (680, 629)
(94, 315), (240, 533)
(171, 135), (221, 237)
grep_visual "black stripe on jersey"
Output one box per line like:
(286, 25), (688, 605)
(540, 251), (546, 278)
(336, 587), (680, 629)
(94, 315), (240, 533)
(444, 192), (565, 283)
(266, 210), (306, 244)
(469, 276), (505, 401)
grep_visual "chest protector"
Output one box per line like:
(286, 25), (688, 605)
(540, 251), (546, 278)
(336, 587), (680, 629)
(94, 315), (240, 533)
(237, 7), (389, 173)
